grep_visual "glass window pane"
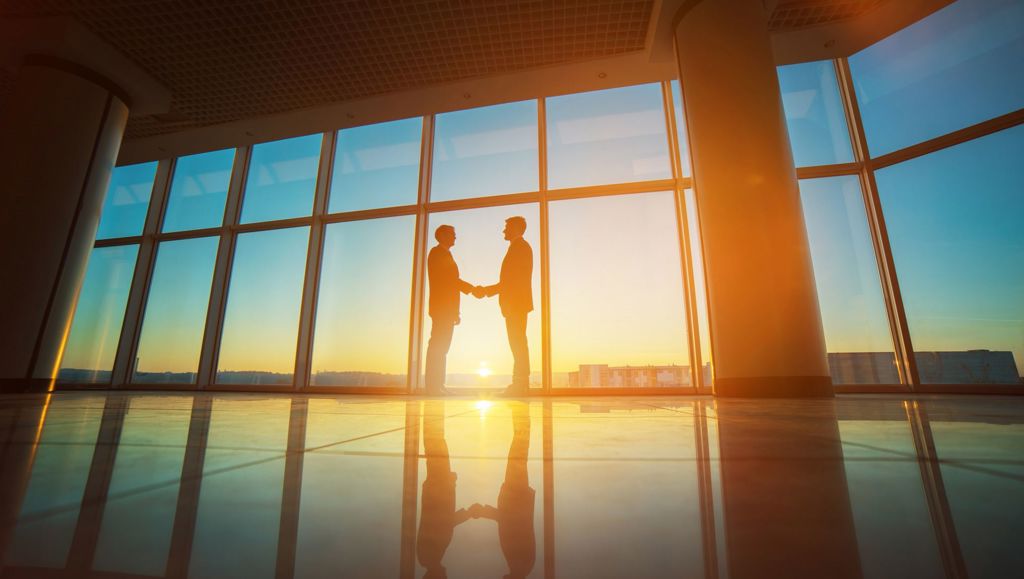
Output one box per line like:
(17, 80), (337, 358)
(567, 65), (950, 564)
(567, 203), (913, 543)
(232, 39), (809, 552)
(162, 148), (235, 232)
(329, 118), (422, 213)
(422, 204), (541, 390)
(799, 176), (899, 384)
(93, 396), (192, 576)
(849, 0), (1024, 156)
(876, 125), (1024, 385)
(550, 191), (690, 388)
(546, 83), (672, 189)
(670, 81), (692, 178)
(58, 245), (138, 383)
(240, 134), (322, 223)
(216, 227), (310, 384)
(310, 216), (415, 386)
(431, 100), (539, 201)
(96, 162), (157, 239)
(778, 60), (855, 167)
(133, 237), (219, 383)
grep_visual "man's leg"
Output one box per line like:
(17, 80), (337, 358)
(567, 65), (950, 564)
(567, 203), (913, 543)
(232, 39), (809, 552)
(425, 318), (455, 394)
(505, 313), (530, 390)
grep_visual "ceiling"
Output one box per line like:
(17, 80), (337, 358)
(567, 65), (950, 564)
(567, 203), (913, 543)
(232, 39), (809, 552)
(1, 0), (890, 141)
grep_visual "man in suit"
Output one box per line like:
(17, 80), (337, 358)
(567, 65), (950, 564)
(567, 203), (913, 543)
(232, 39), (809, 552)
(474, 216), (533, 396)
(425, 225), (475, 396)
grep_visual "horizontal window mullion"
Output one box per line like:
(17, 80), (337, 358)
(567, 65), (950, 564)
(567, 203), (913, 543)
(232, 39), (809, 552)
(869, 107), (1024, 171)
(796, 162), (863, 180)
(231, 216), (314, 233)
(94, 235), (143, 247)
(154, 227), (224, 242)
(322, 204), (419, 224)
(546, 178), (678, 202)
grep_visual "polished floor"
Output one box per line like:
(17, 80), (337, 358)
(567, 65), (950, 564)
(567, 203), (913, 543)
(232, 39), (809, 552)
(0, 393), (1021, 578)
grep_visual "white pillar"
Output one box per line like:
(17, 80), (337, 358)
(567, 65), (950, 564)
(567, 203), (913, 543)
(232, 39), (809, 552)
(674, 0), (832, 397)
(0, 56), (129, 392)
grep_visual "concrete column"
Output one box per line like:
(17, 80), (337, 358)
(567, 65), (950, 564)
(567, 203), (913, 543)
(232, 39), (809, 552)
(0, 56), (129, 392)
(674, 0), (832, 397)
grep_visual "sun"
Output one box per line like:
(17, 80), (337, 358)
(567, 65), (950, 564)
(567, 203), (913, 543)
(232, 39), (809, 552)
(477, 361), (492, 378)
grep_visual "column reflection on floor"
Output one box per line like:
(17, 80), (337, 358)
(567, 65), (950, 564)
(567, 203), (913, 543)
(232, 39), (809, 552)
(2, 393), (1024, 578)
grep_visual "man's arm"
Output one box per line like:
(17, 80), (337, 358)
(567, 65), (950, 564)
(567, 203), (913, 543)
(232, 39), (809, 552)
(453, 508), (473, 526)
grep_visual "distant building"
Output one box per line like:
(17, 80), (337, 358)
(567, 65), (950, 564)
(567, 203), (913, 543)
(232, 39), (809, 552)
(916, 350), (1020, 385)
(567, 364), (689, 388)
(827, 353), (901, 384)
(828, 351), (1021, 385)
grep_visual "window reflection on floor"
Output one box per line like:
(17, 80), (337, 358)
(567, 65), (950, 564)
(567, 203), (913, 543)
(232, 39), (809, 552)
(4, 393), (1024, 578)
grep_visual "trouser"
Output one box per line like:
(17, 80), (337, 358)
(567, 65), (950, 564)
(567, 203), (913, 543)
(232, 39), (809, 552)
(505, 312), (530, 388)
(424, 317), (455, 392)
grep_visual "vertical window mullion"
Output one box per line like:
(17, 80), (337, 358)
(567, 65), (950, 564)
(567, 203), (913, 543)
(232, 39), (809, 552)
(406, 115), (434, 393)
(109, 158), (174, 386)
(662, 80), (703, 392)
(834, 57), (921, 387)
(195, 145), (250, 388)
(293, 132), (335, 391)
(538, 97), (552, 394)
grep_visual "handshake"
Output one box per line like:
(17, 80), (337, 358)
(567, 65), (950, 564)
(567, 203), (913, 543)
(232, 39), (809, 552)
(466, 502), (493, 519)
(469, 285), (493, 299)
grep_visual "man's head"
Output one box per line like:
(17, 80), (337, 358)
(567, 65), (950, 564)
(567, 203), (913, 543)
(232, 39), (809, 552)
(435, 225), (456, 248)
(503, 216), (526, 241)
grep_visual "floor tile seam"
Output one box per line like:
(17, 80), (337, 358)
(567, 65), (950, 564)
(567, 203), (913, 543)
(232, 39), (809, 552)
(8, 408), (480, 525)
(301, 407), (477, 454)
(930, 458), (1024, 483)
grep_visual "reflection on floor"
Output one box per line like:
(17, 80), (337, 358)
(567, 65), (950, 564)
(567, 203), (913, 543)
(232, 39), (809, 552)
(0, 393), (1022, 578)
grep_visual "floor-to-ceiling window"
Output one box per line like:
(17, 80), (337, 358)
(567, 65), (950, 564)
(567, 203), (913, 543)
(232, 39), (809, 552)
(57, 0), (1022, 393)
(777, 0), (1024, 388)
(58, 77), (706, 393)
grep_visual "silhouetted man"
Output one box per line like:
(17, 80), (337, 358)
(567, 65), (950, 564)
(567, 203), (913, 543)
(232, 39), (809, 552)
(475, 216), (533, 396)
(425, 225), (475, 396)
(469, 403), (535, 579)
(418, 400), (471, 578)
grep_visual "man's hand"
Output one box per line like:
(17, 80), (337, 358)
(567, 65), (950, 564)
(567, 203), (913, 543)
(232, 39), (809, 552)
(471, 286), (485, 299)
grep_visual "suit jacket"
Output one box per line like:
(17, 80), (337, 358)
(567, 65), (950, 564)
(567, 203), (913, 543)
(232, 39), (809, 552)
(485, 237), (533, 317)
(427, 245), (472, 320)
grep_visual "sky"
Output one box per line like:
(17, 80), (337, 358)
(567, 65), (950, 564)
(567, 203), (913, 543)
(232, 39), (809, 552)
(61, 0), (1024, 383)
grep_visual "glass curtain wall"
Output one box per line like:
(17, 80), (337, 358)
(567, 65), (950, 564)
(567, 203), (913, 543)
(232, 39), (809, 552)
(58, 0), (1022, 393)
(777, 0), (1024, 387)
(61, 80), (704, 392)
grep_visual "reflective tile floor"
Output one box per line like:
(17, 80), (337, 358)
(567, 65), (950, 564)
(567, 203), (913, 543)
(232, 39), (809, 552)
(1, 393), (1022, 579)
